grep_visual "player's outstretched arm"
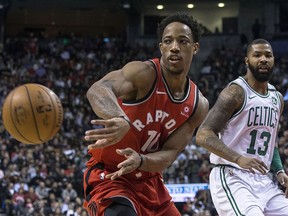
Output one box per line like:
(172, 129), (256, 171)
(85, 61), (155, 149)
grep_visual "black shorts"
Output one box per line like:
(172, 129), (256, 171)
(104, 197), (137, 216)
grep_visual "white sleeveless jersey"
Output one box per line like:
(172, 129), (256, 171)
(210, 77), (282, 171)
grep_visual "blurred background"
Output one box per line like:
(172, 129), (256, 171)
(0, 0), (288, 215)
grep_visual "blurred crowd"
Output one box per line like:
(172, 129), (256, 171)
(0, 33), (288, 216)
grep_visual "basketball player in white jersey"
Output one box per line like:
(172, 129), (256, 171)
(196, 38), (288, 215)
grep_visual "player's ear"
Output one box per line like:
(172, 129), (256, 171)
(245, 57), (248, 65)
(193, 42), (199, 54)
(159, 43), (163, 54)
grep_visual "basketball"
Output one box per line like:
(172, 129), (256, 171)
(2, 83), (63, 144)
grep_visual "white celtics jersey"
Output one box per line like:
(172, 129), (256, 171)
(210, 77), (282, 171)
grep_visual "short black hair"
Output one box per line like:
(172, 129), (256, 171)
(157, 12), (201, 43)
(246, 38), (272, 55)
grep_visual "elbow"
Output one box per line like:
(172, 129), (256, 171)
(195, 127), (218, 152)
(159, 160), (174, 172)
(195, 129), (205, 147)
(86, 87), (93, 102)
(86, 82), (100, 102)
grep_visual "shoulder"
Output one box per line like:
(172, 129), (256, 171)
(122, 60), (157, 84)
(197, 92), (209, 119)
(123, 60), (156, 74)
(267, 83), (284, 113)
(276, 91), (284, 114)
(124, 60), (152, 67)
(214, 83), (245, 114)
(186, 91), (209, 128)
(222, 83), (245, 100)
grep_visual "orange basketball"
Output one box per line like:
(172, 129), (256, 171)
(2, 83), (63, 144)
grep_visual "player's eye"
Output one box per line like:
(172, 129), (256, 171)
(163, 38), (172, 44)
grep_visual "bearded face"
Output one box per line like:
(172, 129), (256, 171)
(246, 43), (274, 82)
(247, 61), (273, 82)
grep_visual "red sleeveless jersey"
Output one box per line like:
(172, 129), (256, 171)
(87, 58), (199, 176)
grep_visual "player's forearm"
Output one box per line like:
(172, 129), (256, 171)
(139, 150), (178, 172)
(86, 82), (125, 119)
(271, 147), (284, 174)
(196, 128), (241, 164)
(140, 135), (192, 172)
(139, 123), (195, 172)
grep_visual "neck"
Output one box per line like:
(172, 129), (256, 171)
(162, 70), (188, 99)
(243, 74), (268, 95)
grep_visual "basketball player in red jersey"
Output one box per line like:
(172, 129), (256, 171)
(83, 12), (209, 216)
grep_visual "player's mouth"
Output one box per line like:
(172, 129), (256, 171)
(258, 65), (269, 72)
(169, 55), (181, 64)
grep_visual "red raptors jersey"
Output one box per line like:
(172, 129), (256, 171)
(87, 58), (199, 177)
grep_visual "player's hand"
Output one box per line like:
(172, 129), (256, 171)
(236, 156), (268, 174)
(277, 172), (288, 198)
(84, 117), (130, 149)
(105, 148), (142, 180)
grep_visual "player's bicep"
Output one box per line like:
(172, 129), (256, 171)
(98, 61), (148, 99)
(200, 84), (244, 134)
(98, 71), (134, 98)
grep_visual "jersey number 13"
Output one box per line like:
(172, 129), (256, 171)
(247, 129), (271, 156)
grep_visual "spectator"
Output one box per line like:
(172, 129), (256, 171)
(62, 183), (78, 202)
(35, 181), (49, 200)
(24, 186), (39, 204)
(12, 187), (26, 215)
(182, 197), (194, 216)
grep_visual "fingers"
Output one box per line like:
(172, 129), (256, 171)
(85, 132), (117, 141)
(116, 148), (133, 156)
(84, 119), (130, 148)
(117, 158), (136, 169)
(90, 118), (128, 127)
(84, 119), (120, 138)
(250, 163), (267, 175)
(249, 168), (255, 174)
(85, 127), (117, 136)
(84, 125), (118, 144)
(259, 160), (268, 170)
(106, 171), (122, 180)
(281, 177), (288, 198)
(105, 164), (135, 180)
(116, 148), (139, 168)
(256, 165), (267, 175)
(104, 148), (140, 180)
(91, 119), (113, 126)
(255, 160), (268, 174)
(117, 160), (135, 169)
(239, 157), (268, 174)
(87, 139), (107, 149)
